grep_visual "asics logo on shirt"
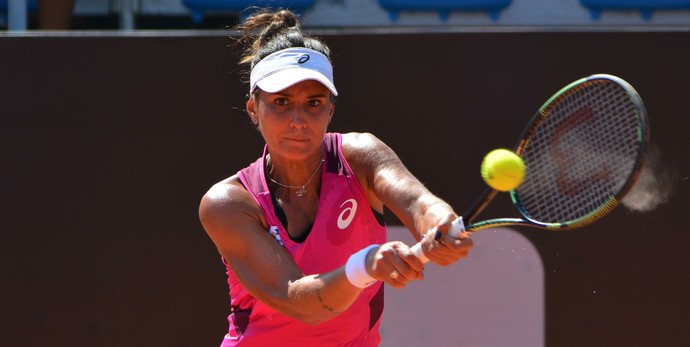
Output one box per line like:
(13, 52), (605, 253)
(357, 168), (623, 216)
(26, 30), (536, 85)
(337, 199), (357, 229)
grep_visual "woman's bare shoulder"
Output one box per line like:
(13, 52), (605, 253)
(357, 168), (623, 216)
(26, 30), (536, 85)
(199, 175), (264, 234)
(341, 132), (381, 151)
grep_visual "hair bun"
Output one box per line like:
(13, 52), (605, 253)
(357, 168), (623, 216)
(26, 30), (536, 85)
(236, 9), (332, 84)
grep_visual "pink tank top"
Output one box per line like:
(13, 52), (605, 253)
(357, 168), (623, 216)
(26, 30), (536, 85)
(225, 133), (387, 347)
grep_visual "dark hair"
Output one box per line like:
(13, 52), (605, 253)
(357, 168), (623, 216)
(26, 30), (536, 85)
(236, 9), (334, 98)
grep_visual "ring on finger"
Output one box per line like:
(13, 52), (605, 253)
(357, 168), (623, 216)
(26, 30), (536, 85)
(389, 269), (399, 279)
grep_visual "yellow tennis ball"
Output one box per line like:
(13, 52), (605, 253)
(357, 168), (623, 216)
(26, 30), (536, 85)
(481, 149), (526, 192)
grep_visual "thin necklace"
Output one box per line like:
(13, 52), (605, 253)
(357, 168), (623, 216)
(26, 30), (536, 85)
(267, 158), (324, 197)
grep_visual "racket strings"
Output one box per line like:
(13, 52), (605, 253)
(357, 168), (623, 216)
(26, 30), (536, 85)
(516, 80), (643, 224)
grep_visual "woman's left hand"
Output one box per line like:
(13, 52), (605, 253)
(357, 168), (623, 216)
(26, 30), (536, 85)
(366, 241), (425, 288)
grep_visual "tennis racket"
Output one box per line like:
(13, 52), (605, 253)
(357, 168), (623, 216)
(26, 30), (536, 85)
(412, 74), (649, 263)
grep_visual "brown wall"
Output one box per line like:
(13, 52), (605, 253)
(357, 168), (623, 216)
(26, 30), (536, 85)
(1, 31), (689, 346)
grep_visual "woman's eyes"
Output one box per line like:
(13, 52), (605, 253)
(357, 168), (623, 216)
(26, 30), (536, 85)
(273, 98), (322, 107)
(307, 100), (322, 107)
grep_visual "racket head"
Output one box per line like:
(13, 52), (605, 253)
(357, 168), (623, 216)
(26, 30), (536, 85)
(508, 74), (649, 230)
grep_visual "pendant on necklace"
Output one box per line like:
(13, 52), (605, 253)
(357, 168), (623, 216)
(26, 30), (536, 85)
(266, 158), (324, 197)
(296, 186), (307, 197)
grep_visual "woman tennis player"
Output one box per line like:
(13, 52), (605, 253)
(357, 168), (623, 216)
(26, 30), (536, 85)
(198, 9), (473, 346)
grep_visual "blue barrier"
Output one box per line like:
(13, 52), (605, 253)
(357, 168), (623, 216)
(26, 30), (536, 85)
(0, 0), (37, 15)
(182, 0), (317, 23)
(378, 0), (512, 21)
(580, 0), (690, 20)
(0, 0), (37, 11)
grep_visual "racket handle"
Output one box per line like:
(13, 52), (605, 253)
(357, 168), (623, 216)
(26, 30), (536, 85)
(410, 217), (466, 263)
(447, 216), (466, 238)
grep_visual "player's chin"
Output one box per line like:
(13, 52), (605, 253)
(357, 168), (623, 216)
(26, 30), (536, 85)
(279, 141), (316, 158)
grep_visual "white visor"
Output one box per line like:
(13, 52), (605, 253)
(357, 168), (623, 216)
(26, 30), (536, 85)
(250, 47), (338, 96)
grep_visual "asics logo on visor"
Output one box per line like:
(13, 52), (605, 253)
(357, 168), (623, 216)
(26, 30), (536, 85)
(297, 54), (310, 64)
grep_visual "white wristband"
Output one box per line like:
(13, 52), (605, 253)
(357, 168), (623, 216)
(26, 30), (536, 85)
(345, 244), (380, 288)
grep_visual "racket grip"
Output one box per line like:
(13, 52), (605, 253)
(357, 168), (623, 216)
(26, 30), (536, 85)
(447, 216), (466, 238)
(410, 243), (428, 263)
(410, 217), (466, 264)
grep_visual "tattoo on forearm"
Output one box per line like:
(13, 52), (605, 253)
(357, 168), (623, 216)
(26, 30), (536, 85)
(315, 287), (336, 313)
